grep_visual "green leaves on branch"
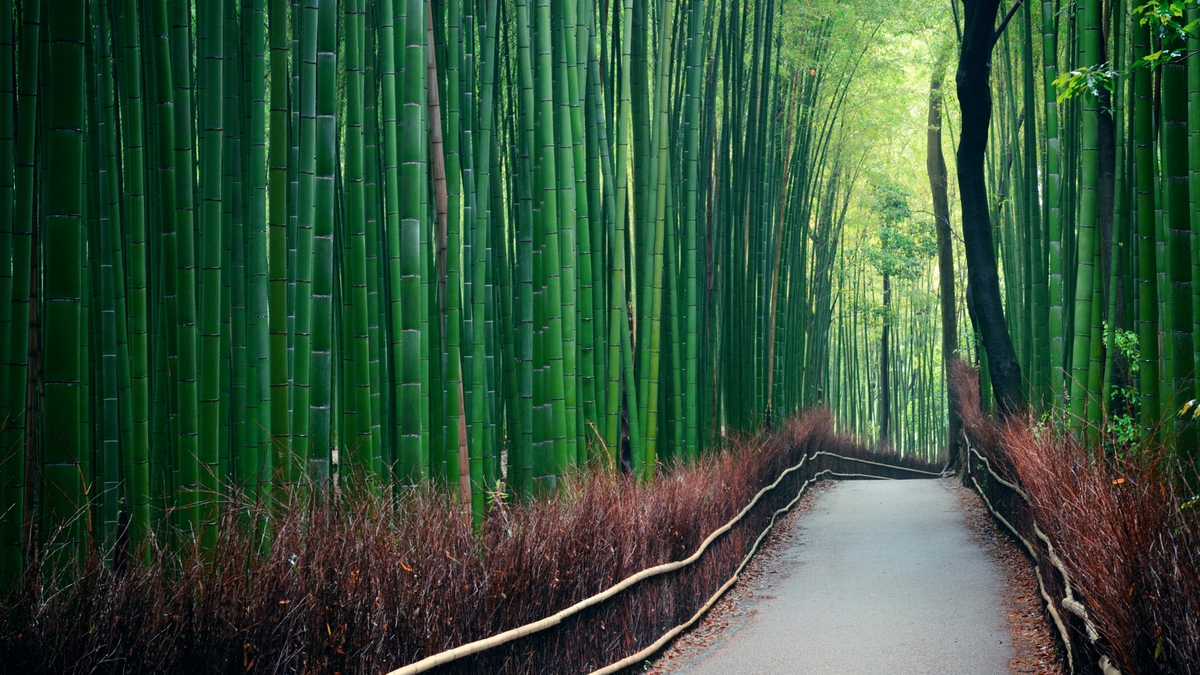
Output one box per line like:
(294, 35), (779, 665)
(1052, 63), (1120, 103)
(1135, 0), (1199, 36)
(1056, 0), (1200, 103)
(1103, 325), (1141, 450)
(1108, 325), (1140, 376)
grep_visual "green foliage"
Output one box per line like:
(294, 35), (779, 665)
(1107, 414), (1140, 448)
(870, 181), (913, 224)
(1113, 327), (1141, 375)
(1104, 324), (1141, 451)
(1056, 0), (1200, 103)
(1052, 63), (1120, 103)
(866, 182), (935, 282)
(1126, 0), (1200, 93)
(1135, 0), (1198, 38)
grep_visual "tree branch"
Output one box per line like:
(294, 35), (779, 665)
(992, 0), (1024, 46)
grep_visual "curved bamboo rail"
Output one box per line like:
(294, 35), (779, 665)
(965, 437), (1115, 675)
(590, 469), (891, 675)
(383, 449), (928, 675)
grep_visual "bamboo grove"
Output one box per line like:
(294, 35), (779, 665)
(967, 0), (1200, 473)
(786, 29), (963, 463)
(0, 0), (901, 582)
(828, 208), (958, 458)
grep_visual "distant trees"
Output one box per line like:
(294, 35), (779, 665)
(867, 182), (935, 447)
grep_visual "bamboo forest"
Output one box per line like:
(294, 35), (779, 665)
(2, 0), (1200, 671)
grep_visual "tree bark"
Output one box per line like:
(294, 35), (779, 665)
(955, 0), (1026, 416)
(927, 52), (962, 466)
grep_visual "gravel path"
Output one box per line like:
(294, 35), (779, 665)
(673, 480), (1013, 675)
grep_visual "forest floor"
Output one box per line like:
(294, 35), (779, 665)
(645, 478), (1065, 675)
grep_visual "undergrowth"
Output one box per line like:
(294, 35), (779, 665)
(0, 409), (936, 674)
(952, 359), (1200, 674)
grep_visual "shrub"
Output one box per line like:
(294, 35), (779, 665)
(1, 409), (935, 674)
(952, 359), (1200, 674)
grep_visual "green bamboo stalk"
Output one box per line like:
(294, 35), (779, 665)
(606, 0), (642, 471)
(639, 0), (676, 479)
(664, 181), (684, 459)
(1067, 0), (1100, 428)
(287, 0), (317, 487)
(0, 0), (27, 585)
(588, 5), (611, 439)
(242, 0), (269, 499)
(1163, 32), (1195, 453)
(364, 4), (386, 479)
(1133, 14), (1160, 430)
(344, 0), (378, 476)
(469, 0), (500, 514)
(147, 0), (180, 530)
(219, 0), (238, 490)
(398, 0), (429, 482)
(534, 0), (569, 484)
(269, 0), (292, 492)
(311, 0), (336, 482)
(227, 0), (247, 493)
(1022, 0), (1045, 409)
(42, 0), (87, 567)
(574, 0), (599, 461)
(682, 0), (703, 460)
(1042, 0), (1063, 407)
(169, 0), (201, 539)
(0, 1), (12, 522)
(436, 0), (467, 490)
(514, 0), (536, 494)
(531, 4), (551, 491)
(198, 0), (224, 548)
(95, 0), (127, 556)
(1189, 3), (1200, 424)
(554, 0), (582, 464)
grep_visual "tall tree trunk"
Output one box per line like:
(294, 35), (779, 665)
(927, 51), (960, 466)
(955, 0), (1026, 416)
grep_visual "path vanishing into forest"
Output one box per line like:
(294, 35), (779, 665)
(678, 480), (1012, 675)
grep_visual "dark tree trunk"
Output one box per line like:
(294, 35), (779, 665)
(955, 0), (1027, 416)
(927, 55), (962, 467)
(879, 273), (891, 446)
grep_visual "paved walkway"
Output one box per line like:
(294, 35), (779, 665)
(682, 480), (1012, 674)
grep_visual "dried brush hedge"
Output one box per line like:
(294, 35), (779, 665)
(0, 409), (936, 675)
(951, 358), (1200, 675)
